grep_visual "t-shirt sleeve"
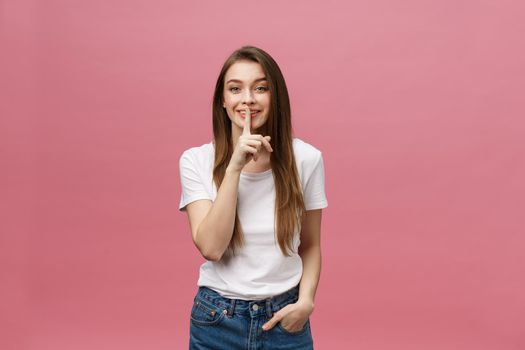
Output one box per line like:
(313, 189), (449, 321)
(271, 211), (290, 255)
(304, 152), (328, 211)
(178, 150), (213, 212)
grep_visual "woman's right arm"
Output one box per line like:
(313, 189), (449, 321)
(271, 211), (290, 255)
(185, 108), (272, 261)
(187, 165), (241, 262)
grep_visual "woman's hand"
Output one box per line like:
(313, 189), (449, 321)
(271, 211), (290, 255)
(262, 299), (314, 332)
(228, 106), (273, 172)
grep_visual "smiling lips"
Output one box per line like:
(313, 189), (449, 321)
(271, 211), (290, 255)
(238, 110), (260, 117)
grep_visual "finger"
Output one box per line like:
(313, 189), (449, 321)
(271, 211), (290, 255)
(262, 319), (273, 331)
(247, 136), (271, 152)
(262, 314), (281, 331)
(242, 106), (251, 136)
(261, 136), (273, 152)
(244, 145), (257, 161)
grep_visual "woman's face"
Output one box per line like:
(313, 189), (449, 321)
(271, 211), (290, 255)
(222, 60), (271, 133)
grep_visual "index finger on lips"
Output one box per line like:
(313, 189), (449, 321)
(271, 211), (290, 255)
(242, 106), (251, 136)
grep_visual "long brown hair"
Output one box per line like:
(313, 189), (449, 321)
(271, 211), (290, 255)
(212, 45), (306, 257)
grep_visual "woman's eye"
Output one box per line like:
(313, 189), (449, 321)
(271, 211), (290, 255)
(229, 86), (268, 93)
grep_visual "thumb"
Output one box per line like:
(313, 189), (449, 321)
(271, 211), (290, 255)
(262, 313), (281, 331)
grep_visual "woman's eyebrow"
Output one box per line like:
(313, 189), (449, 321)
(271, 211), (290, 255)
(226, 77), (267, 84)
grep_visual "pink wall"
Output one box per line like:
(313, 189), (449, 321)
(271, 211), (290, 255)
(2, 0), (524, 349)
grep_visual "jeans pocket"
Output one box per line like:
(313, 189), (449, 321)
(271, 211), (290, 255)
(190, 298), (226, 326)
(276, 318), (310, 335)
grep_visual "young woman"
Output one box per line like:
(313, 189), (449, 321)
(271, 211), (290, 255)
(179, 45), (328, 349)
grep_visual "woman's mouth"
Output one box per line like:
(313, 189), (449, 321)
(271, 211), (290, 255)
(237, 110), (260, 117)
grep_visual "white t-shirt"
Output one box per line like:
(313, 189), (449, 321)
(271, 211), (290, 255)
(178, 137), (328, 300)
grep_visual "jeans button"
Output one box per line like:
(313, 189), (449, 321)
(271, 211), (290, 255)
(252, 304), (259, 311)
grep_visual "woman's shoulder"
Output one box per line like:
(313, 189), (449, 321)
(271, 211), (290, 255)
(181, 140), (213, 155)
(179, 140), (214, 165)
(293, 137), (323, 161)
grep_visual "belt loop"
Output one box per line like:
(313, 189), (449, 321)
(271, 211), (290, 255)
(228, 299), (236, 316)
(265, 299), (273, 318)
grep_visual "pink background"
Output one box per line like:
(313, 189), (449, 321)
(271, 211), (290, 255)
(2, 0), (524, 349)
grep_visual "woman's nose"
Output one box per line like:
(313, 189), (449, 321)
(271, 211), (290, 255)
(242, 89), (256, 104)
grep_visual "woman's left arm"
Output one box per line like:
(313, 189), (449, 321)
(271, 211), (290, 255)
(262, 209), (323, 332)
(297, 208), (323, 309)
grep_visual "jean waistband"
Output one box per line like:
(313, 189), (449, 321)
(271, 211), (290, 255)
(195, 285), (300, 318)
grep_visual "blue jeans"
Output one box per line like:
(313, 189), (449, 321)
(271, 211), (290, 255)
(189, 285), (314, 349)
